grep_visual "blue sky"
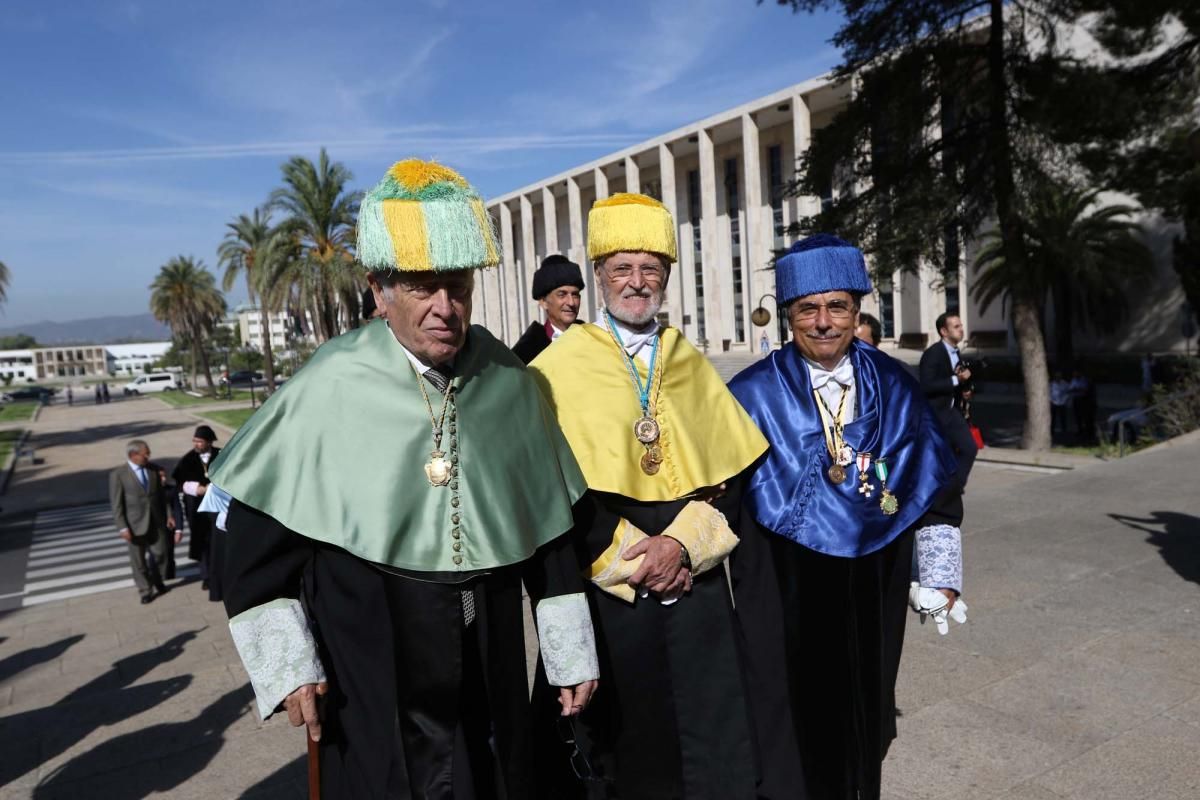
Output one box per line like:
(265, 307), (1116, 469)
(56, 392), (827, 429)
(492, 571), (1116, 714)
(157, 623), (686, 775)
(0, 0), (842, 328)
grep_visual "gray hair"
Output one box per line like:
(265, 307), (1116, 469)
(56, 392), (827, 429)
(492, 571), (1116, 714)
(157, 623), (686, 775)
(125, 439), (149, 457)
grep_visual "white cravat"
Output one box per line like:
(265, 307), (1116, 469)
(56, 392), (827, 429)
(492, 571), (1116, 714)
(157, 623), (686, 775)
(549, 324), (566, 342)
(805, 355), (857, 424)
(595, 317), (660, 366)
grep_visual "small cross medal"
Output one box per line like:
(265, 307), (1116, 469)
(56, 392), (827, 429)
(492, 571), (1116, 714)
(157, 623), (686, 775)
(856, 452), (875, 497)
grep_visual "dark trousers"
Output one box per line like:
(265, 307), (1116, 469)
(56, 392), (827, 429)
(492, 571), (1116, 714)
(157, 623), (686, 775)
(936, 407), (977, 487)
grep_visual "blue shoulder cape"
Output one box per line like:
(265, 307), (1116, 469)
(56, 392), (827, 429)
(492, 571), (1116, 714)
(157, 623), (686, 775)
(728, 340), (957, 557)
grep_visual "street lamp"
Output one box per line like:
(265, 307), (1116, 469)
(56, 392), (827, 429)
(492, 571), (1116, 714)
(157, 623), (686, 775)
(750, 293), (789, 348)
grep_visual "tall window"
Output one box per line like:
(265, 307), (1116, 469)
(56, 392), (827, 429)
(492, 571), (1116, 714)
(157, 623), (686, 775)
(943, 226), (961, 316)
(877, 276), (895, 339)
(725, 157), (745, 342)
(688, 169), (706, 340)
(767, 144), (785, 248)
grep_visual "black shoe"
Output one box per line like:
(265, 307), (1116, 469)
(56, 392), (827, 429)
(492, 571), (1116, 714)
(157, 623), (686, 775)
(155, 584), (170, 596)
(140, 594), (154, 604)
(201, 580), (209, 591)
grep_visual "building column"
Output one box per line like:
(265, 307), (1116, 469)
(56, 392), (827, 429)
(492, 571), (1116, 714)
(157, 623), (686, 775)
(520, 194), (537, 325)
(566, 175), (591, 315)
(541, 186), (559, 255)
(624, 155), (640, 194)
(742, 112), (764, 350)
(698, 127), (725, 350)
(791, 94), (817, 239)
(658, 142), (684, 336)
(499, 202), (518, 342)
(482, 208), (505, 335)
(594, 166), (609, 201)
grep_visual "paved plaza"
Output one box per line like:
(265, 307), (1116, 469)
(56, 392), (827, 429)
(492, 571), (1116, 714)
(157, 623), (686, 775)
(1, 398), (1199, 798)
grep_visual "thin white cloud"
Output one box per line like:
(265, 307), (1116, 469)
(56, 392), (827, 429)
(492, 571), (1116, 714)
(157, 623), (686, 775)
(0, 131), (649, 165)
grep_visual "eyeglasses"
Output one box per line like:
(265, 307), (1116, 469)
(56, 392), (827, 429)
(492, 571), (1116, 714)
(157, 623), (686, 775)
(604, 263), (666, 282)
(790, 300), (856, 321)
(555, 716), (607, 783)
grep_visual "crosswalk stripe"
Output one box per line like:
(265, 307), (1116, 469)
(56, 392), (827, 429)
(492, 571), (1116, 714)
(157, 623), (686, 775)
(19, 502), (202, 606)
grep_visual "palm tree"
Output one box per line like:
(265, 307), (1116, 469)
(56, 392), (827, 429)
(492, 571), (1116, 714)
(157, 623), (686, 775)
(149, 256), (226, 394)
(219, 208), (277, 393)
(0, 260), (9, 307)
(269, 149), (361, 342)
(973, 185), (1154, 366)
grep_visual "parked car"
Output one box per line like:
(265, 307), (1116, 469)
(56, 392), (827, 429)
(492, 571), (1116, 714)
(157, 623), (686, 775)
(222, 370), (264, 387)
(122, 373), (180, 395)
(1, 386), (56, 402)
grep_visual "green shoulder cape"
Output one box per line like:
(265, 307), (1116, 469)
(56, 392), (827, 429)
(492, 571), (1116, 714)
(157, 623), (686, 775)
(209, 319), (586, 573)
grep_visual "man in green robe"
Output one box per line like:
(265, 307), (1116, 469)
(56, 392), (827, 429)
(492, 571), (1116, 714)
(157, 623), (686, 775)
(211, 160), (598, 799)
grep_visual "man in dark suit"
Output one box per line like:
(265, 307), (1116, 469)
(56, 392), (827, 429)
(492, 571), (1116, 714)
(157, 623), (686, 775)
(920, 312), (978, 486)
(109, 439), (178, 604)
(512, 255), (585, 364)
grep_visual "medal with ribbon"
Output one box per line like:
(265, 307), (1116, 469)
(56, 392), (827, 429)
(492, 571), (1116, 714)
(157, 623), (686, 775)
(874, 458), (899, 515)
(856, 451), (874, 497)
(814, 386), (851, 485)
(603, 310), (665, 476)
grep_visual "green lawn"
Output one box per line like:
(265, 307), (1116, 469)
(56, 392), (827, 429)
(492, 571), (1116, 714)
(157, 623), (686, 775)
(0, 402), (38, 422)
(200, 408), (257, 431)
(0, 428), (24, 462)
(157, 389), (255, 407)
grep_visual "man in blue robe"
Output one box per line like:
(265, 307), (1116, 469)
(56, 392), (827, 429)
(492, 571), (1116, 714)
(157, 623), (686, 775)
(728, 234), (962, 800)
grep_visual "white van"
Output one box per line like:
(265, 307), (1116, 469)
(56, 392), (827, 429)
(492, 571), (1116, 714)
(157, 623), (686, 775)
(122, 373), (180, 395)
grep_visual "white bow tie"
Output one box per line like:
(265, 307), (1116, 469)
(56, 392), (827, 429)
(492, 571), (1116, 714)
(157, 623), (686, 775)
(809, 361), (854, 391)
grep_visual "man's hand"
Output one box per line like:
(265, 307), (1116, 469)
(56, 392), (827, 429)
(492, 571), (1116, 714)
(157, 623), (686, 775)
(938, 588), (957, 611)
(625, 536), (690, 596)
(284, 681), (328, 742)
(167, 516), (176, 531)
(196, 484), (207, 497)
(558, 679), (599, 717)
(119, 528), (132, 543)
(174, 529), (183, 544)
(955, 365), (972, 382)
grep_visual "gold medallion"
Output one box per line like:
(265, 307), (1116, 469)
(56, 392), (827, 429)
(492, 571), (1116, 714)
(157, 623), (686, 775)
(879, 491), (899, 515)
(634, 415), (661, 444)
(640, 452), (661, 475)
(827, 463), (847, 484)
(645, 444), (664, 463)
(425, 452), (452, 487)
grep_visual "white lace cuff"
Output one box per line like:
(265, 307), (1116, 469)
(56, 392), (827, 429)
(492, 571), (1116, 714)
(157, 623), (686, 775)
(228, 598), (326, 720)
(536, 593), (599, 686)
(915, 524), (962, 594)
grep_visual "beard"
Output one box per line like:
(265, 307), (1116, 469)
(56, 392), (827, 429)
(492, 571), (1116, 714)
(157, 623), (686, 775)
(601, 284), (663, 328)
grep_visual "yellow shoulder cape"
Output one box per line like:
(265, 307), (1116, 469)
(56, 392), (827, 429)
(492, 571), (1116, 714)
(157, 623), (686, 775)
(528, 324), (767, 502)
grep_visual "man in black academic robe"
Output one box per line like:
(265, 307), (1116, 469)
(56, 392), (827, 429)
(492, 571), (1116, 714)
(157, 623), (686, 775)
(211, 161), (600, 800)
(512, 255), (585, 364)
(729, 235), (961, 800)
(171, 424), (220, 597)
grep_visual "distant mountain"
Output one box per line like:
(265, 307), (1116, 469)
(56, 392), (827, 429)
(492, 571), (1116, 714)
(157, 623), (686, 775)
(0, 313), (172, 345)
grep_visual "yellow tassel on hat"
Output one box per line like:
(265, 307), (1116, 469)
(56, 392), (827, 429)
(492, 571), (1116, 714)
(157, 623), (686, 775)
(587, 193), (678, 263)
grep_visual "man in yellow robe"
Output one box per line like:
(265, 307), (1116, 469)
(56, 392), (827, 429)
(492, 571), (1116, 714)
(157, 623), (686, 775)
(528, 193), (770, 800)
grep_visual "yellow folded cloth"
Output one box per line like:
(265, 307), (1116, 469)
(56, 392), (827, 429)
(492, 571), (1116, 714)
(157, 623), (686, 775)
(588, 501), (739, 603)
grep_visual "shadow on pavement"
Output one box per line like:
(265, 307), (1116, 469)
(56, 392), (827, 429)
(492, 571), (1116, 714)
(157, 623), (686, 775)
(30, 421), (186, 451)
(240, 754), (307, 799)
(0, 630), (201, 788)
(32, 684), (255, 799)
(1110, 511), (1200, 584)
(0, 633), (84, 683)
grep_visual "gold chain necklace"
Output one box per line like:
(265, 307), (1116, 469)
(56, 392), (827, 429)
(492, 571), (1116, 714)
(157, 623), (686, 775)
(410, 361), (454, 487)
(815, 385), (851, 484)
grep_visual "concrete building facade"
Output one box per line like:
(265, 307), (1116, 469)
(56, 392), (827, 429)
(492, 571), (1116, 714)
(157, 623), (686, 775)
(223, 304), (315, 352)
(479, 75), (1189, 357)
(105, 342), (172, 376)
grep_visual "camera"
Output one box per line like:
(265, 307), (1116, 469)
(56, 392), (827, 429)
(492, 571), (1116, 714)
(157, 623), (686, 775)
(955, 356), (988, 395)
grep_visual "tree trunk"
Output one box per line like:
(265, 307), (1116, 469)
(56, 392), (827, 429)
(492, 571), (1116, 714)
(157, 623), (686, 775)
(195, 323), (216, 394)
(986, 0), (1051, 450)
(188, 331), (198, 391)
(250, 284), (276, 396)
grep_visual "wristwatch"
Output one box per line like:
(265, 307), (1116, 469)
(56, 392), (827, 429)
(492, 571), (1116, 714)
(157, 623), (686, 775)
(678, 541), (692, 571)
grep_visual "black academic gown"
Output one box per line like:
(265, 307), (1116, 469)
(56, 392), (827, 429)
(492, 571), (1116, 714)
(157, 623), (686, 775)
(534, 482), (758, 800)
(512, 322), (552, 365)
(732, 485), (964, 800)
(223, 499), (587, 800)
(171, 448), (219, 563)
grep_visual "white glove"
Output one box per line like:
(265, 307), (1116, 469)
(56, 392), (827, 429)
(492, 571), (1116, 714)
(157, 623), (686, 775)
(908, 582), (968, 635)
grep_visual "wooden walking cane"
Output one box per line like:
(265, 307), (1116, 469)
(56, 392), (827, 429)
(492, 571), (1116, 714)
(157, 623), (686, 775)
(307, 730), (320, 800)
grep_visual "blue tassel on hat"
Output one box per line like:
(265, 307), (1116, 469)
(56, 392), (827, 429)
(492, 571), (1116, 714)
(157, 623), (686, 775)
(775, 234), (873, 305)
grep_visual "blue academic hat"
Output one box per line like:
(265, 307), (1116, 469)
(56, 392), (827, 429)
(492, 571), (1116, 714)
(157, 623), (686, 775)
(775, 234), (873, 305)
